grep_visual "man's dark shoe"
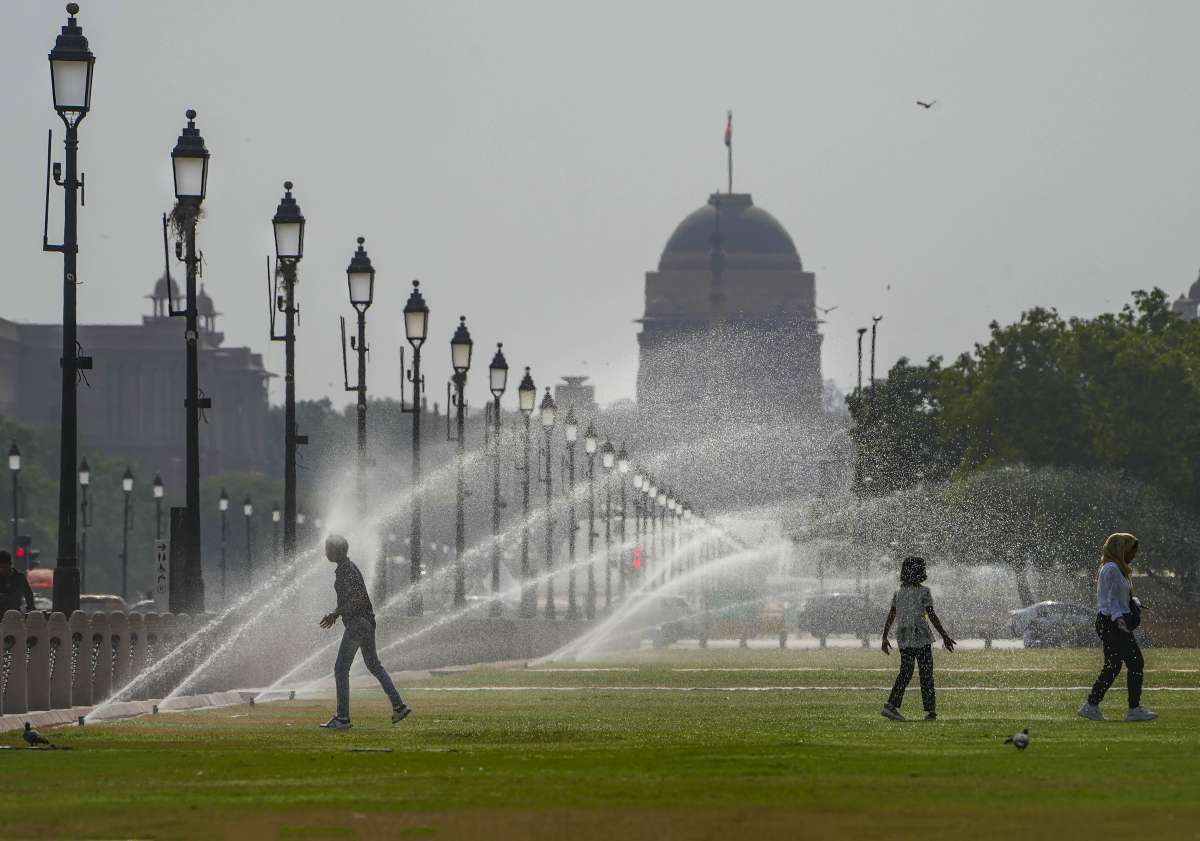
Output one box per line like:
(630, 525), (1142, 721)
(319, 716), (352, 730)
(924, 712), (937, 721)
(392, 704), (412, 724)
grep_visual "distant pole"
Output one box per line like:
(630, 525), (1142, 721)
(540, 389), (558, 619)
(120, 467), (133, 601)
(487, 344), (508, 618)
(218, 488), (229, 604)
(584, 424), (598, 620)
(243, 496), (254, 588)
(8, 443), (20, 563)
(78, 460), (90, 592)
(724, 110), (733, 194)
(564, 410), (578, 620)
(870, 316), (883, 392)
(856, 328), (867, 396)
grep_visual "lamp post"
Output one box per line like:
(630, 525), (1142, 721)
(539, 389), (557, 619)
(243, 496), (254, 588)
(632, 471), (643, 584)
(563, 409), (579, 620)
(46, 3), (96, 616)
(271, 502), (281, 570)
(644, 479), (657, 587)
(617, 445), (629, 602)
(517, 368), (536, 618)
(401, 280), (429, 615)
(152, 474), (164, 540)
(450, 316), (473, 608)
(600, 441), (615, 610)
(78, 459), (90, 591)
(8, 443), (20, 564)
(271, 182), (306, 567)
(343, 237), (375, 512)
(662, 484), (672, 578)
(487, 344), (508, 616)
(169, 108), (212, 614)
(218, 488), (229, 604)
(584, 424), (598, 619)
(120, 467), (133, 600)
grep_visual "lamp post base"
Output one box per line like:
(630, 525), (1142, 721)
(52, 566), (80, 616)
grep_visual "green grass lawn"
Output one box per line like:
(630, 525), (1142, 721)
(3, 647), (1199, 840)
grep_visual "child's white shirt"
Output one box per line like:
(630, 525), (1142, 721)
(892, 585), (934, 648)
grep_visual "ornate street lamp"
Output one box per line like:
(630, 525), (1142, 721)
(243, 496), (254, 587)
(168, 108), (212, 614)
(120, 467), (134, 600)
(644, 478), (657, 588)
(632, 471), (643, 583)
(8, 443), (20, 564)
(487, 344), (508, 616)
(584, 423), (598, 619)
(270, 182), (306, 570)
(517, 367), (536, 618)
(539, 389), (557, 619)
(600, 440), (615, 609)
(218, 488), (229, 603)
(342, 237), (375, 526)
(401, 280), (429, 615)
(77, 459), (91, 591)
(152, 474), (164, 540)
(617, 444), (629, 601)
(449, 316), (473, 607)
(271, 501), (281, 569)
(563, 409), (579, 619)
(46, 4), (97, 616)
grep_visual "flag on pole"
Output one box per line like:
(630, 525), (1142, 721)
(724, 111), (732, 147)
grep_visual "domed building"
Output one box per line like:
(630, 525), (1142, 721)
(636, 191), (824, 507)
(1172, 271), (1200, 321)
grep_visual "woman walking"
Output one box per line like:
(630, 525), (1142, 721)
(1078, 533), (1156, 722)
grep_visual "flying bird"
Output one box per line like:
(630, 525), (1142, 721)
(816, 305), (839, 316)
(916, 100), (937, 109)
(23, 723), (51, 747)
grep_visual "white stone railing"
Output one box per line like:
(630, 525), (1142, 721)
(0, 609), (205, 716)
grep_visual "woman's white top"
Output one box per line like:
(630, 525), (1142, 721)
(1096, 561), (1131, 620)
(892, 585), (934, 648)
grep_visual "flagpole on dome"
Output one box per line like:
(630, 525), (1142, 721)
(725, 110), (733, 194)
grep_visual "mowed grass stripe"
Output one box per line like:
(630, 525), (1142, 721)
(3, 648), (1198, 841)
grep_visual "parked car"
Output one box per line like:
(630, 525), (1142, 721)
(617, 595), (700, 648)
(1009, 601), (1096, 648)
(797, 592), (873, 639)
(78, 594), (128, 615)
(1008, 601), (1090, 635)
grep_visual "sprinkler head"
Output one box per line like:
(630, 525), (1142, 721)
(289, 690), (296, 701)
(152, 705), (159, 714)
(249, 697), (255, 707)
(77, 716), (85, 726)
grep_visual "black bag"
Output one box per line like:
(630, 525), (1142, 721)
(1126, 595), (1142, 631)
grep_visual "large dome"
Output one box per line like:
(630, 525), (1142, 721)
(660, 192), (799, 268)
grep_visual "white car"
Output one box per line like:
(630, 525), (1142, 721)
(1008, 601), (1096, 647)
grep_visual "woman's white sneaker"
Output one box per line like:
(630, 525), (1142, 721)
(1125, 706), (1157, 722)
(1076, 703), (1104, 721)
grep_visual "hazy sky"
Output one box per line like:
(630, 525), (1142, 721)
(4, 1), (1200, 408)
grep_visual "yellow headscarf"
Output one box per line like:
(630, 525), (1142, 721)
(1100, 532), (1138, 593)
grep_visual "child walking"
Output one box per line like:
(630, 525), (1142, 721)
(880, 556), (955, 721)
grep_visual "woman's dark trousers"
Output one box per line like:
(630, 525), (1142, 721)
(888, 645), (935, 712)
(1087, 615), (1143, 709)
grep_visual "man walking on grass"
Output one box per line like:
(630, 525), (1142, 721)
(318, 534), (411, 730)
